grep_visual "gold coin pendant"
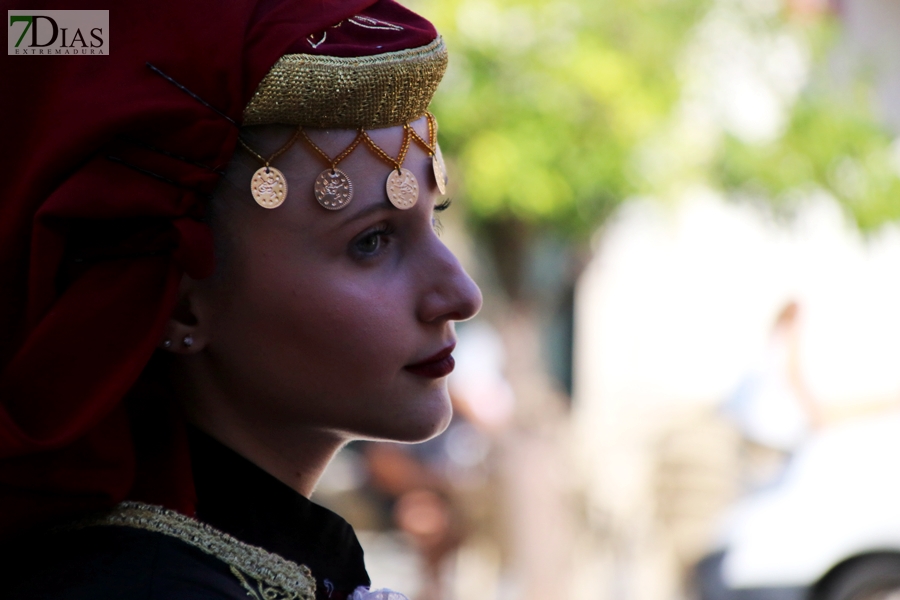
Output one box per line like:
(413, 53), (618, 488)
(386, 168), (419, 210)
(251, 167), (287, 209)
(432, 153), (448, 195)
(314, 168), (354, 210)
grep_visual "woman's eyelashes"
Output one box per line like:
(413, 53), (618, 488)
(432, 198), (452, 235)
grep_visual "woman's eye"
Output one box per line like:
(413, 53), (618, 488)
(432, 198), (451, 235)
(352, 225), (393, 258)
(356, 232), (382, 254)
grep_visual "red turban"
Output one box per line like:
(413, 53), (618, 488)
(0, 0), (439, 536)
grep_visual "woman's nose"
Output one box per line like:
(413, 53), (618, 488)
(417, 241), (483, 324)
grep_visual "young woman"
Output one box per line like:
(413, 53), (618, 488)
(0, 0), (480, 598)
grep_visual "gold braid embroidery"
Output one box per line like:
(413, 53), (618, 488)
(73, 501), (316, 600)
(230, 565), (306, 600)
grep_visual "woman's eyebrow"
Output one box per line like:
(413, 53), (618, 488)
(332, 201), (394, 230)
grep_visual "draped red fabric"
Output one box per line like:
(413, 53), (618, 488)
(0, 0), (438, 537)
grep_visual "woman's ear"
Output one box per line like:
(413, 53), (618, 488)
(158, 275), (210, 354)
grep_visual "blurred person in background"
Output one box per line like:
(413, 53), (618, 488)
(0, 1), (482, 598)
(724, 301), (822, 489)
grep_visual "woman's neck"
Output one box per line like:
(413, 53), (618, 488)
(187, 413), (346, 498)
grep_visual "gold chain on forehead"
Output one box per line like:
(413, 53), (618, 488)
(406, 113), (447, 195)
(236, 112), (448, 211)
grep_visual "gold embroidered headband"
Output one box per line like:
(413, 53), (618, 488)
(243, 38), (447, 129)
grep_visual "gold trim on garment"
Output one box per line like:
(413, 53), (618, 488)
(76, 501), (316, 600)
(243, 37), (447, 129)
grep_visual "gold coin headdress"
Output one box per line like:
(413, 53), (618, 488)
(239, 36), (449, 211)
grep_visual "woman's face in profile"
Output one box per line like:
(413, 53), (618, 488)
(183, 117), (482, 444)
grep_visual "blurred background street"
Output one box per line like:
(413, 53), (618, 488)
(313, 0), (900, 598)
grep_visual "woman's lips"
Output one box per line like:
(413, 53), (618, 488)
(404, 344), (456, 379)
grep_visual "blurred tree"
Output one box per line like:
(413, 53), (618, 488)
(420, 0), (710, 239)
(414, 0), (900, 278)
(711, 15), (900, 231)
(715, 82), (900, 231)
(411, 0), (713, 409)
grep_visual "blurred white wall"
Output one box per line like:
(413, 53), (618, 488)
(576, 192), (900, 414)
(571, 192), (900, 600)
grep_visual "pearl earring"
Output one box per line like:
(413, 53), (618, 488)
(182, 335), (194, 348)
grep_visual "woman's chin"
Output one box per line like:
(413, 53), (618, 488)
(361, 393), (453, 443)
(399, 412), (453, 443)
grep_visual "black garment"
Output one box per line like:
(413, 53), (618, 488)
(190, 427), (371, 599)
(4, 429), (370, 600)
(4, 526), (251, 599)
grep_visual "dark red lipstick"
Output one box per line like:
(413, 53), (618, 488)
(404, 344), (456, 379)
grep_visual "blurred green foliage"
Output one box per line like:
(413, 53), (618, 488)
(412, 0), (711, 237)
(711, 18), (900, 231)
(412, 0), (900, 237)
(715, 85), (900, 231)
